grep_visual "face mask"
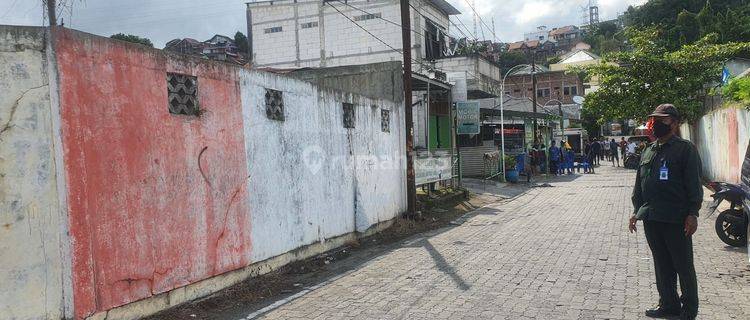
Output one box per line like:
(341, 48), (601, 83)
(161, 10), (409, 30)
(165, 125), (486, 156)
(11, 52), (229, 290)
(652, 120), (672, 138)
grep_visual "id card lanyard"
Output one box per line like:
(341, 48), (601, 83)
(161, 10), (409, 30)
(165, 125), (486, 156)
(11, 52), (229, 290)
(659, 159), (668, 181)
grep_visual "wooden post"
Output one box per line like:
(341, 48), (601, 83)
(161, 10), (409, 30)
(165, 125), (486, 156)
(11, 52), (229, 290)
(400, 0), (417, 216)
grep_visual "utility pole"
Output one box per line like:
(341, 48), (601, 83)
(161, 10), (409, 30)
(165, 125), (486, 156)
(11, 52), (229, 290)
(46, 0), (57, 26)
(400, 0), (417, 216)
(531, 51), (538, 144)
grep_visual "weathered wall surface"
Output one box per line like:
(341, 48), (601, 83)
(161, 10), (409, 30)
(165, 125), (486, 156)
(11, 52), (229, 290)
(53, 29), (252, 318)
(240, 69), (406, 262)
(0, 25), (406, 319)
(0, 26), (70, 319)
(682, 106), (750, 184)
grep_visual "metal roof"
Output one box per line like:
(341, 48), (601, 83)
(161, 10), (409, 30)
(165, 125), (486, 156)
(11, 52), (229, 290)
(428, 0), (461, 15)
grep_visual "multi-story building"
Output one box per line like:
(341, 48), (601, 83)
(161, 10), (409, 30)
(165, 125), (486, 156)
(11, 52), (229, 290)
(202, 34), (243, 62)
(164, 38), (204, 55)
(164, 35), (246, 64)
(246, 0), (461, 154)
(524, 25), (549, 42)
(245, 0), (460, 71)
(548, 25), (583, 53)
(502, 67), (584, 106)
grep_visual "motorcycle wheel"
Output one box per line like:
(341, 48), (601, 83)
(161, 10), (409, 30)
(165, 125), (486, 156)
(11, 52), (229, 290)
(714, 209), (748, 247)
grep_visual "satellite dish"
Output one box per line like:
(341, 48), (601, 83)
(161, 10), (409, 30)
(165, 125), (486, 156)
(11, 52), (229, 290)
(572, 96), (585, 104)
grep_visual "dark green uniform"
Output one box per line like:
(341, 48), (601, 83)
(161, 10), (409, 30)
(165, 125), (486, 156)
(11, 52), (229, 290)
(632, 136), (703, 317)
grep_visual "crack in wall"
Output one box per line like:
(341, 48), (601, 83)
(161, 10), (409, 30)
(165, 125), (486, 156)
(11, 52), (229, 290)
(0, 83), (48, 140)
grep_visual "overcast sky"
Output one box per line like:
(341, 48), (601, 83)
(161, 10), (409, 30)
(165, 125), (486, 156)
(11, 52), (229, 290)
(0, 0), (647, 48)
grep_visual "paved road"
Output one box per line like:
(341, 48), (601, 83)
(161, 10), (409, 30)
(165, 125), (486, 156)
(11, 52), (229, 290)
(241, 166), (750, 320)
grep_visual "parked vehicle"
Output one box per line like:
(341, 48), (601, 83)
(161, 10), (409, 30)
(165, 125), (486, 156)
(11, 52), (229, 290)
(624, 152), (640, 169)
(707, 182), (749, 247)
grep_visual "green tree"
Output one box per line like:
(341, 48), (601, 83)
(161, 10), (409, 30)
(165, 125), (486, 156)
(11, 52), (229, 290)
(234, 31), (249, 53)
(676, 10), (700, 44)
(579, 28), (750, 124)
(110, 33), (153, 47)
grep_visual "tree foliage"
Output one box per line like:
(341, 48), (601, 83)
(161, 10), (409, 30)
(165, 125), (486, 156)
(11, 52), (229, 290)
(110, 33), (153, 47)
(583, 21), (626, 56)
(723, 77), (750, 106)
(234, 31), (249, 54)
(624, 0), (750, 49)
(579, 28), (750, 124)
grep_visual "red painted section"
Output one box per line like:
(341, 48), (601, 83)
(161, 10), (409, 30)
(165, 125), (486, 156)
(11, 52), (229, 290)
(727, 110), (740, 179)
(53, 29), (252, 318)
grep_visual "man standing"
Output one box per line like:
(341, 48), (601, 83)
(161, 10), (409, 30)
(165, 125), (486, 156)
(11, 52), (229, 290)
(549, 141), (561, 176)
(603, 137), (611, 161)
(619, 137), (628, 159)
(610, 138), (620, 167)
(629, 104), (703, 320)
(591, 137), (602, 166)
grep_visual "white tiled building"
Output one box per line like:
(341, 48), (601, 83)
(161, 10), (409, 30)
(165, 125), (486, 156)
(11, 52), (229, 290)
(245, 0), (460, 70)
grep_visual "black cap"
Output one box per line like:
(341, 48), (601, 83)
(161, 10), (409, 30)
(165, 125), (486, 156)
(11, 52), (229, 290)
(649, 104), (680, 120)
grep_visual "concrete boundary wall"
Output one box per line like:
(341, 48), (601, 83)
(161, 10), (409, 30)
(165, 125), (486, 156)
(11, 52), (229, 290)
(0, 25), (406, 320)
(0, 25), (72, 320)
(681, 106), (750, 184)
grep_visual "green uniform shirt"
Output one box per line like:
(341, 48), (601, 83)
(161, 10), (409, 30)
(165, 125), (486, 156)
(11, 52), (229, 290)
(631, 136), (703, 224)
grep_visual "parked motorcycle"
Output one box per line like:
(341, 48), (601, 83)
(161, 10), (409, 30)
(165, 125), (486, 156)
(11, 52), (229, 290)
(706, 182), (749, 247)
(624, 152), (640, 169)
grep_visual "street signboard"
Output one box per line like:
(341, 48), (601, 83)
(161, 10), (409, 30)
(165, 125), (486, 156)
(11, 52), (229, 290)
(415, 154), (453, 185)
(456, 101), (480, 135)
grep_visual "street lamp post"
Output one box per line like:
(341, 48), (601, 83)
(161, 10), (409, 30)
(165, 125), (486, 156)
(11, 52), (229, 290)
(542, 99), (566, 142)
(499, 64), (533, 181)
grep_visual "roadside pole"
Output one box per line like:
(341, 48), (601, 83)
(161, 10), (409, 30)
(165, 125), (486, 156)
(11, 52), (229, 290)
(47, 0), (57, 26)
(400, 0), (417, 216)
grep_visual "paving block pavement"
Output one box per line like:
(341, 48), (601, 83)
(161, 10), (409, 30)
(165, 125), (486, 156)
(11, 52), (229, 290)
(242, 166), (750, 320)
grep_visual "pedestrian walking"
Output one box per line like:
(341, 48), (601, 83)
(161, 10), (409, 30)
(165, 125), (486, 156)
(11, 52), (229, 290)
(629, 104), (702, 320)
(549, 141), (562, 176)
(610, 138), (620, 167)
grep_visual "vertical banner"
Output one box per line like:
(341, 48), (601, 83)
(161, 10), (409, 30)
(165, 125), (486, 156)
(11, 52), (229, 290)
(456, 101), (480, 135)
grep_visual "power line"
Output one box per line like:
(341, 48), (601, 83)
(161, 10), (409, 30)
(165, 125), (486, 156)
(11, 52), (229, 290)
(326, 1), (450, 77)
(334, 0), (426, 39)
(460, 0), (500, 42)
(326, 2), (403, 56)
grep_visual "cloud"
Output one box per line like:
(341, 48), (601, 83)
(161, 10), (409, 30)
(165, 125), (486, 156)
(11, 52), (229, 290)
(0, 0), (649, 47)
(514, 1), (554, 24)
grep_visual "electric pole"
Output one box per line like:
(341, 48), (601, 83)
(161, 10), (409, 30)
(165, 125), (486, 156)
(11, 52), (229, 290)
(400, 0), (417, 216)
(46, 0), (57, 26)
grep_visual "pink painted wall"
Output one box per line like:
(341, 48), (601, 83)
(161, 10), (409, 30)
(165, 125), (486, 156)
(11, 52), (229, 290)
(53, 29), (251, 319)
(684, 106), (750, 184)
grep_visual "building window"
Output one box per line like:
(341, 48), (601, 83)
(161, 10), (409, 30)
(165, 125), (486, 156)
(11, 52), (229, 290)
(301, 21), (318, 29)
(424, 18), (446, 60)
(265, 88), (284, 121)
(343, 103), (355, 128)
(264, 26), (283, 34)
(564, 86), (578, 96)
(514, 89), (521, 93)
(167, 73), (199, 116)
(354, 13), (381, 21)
(381, 109), (390, 132)
(536, 88), (550, 98)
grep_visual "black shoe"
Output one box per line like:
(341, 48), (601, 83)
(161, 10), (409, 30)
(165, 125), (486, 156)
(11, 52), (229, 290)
(645, 306), (680, 318)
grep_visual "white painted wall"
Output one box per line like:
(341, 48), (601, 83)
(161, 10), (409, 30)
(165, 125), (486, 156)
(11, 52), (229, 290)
(239, 69), (406, 262)
(0, 26), (70, 320)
